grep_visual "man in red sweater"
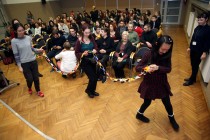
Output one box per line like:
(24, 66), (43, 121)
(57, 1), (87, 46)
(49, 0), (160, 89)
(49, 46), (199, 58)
(133, 21), (143, 38)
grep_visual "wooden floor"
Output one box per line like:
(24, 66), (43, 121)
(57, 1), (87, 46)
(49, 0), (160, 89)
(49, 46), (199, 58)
(0, 26), (210, 140)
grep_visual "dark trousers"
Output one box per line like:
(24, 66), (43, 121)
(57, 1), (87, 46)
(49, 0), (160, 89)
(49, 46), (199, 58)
(112, 60), (127, 78)
(189, 50), (203, 82)
(21, 60), (40, 92)
(82, 61), (98, 93)
(47, 49), (62, 64)
(139, 96), (173, 115)
(97, 54), (109, 68)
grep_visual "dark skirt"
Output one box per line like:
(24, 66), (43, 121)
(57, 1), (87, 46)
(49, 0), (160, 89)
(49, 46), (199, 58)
(138, 73), (173, 100)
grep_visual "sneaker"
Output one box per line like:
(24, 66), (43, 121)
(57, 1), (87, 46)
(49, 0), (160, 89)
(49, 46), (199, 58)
(136, 112), (150, 123)
(37, 91), (44, 97)
(28, 88), (32, 95)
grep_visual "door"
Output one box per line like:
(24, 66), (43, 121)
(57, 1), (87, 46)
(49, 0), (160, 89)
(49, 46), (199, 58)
(161, 0), (182, 24)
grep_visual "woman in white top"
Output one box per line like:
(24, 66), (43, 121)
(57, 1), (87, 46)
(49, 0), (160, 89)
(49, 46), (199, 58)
(34, 22), (41, 35)
(58, 20), (69, 39)
(55, 41), (77, 78)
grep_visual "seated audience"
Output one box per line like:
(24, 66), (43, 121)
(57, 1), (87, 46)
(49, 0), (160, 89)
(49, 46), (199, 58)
(47, 30), (66, 72)
(150, 15), (161, 31)
(34, 22), (41, 35)
(127, 22), (139, 51)
(109, 23), (121, 48)
(97, 27), (115, 67)
(92, 25), (101, 45)
(67, 27), (78, 48)
(133, 21), (143, 38)
(24, 24), (32, 35)
(58, 20), (69, 39)
(112, 31), (132, 78)
(41, 23), (48, 35)
(140, 24), (157, 48)
(117, 20), (128, 36)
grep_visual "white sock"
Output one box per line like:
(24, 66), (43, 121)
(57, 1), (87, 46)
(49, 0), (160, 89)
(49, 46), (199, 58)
(168, 113), (174, 117)
(137, 111), (143, 115)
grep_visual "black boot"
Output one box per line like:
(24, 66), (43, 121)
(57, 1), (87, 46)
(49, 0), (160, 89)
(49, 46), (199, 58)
(72, 73), (76, 79)
(38, 73), (43, 77)
(85, 89), (94, 98)
(136, 112), (150, 123)
(168, 115), (179, 131)
(93, 91), (100, 96)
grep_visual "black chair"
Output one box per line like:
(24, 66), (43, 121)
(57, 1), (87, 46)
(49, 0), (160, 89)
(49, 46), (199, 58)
(32, 34), (42, 44)
(35, 39), (46, 50)
(132, 47), (150, 66)
(43, 34), (50, 42)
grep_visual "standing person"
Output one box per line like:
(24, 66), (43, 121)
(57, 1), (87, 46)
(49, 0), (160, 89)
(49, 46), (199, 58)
(26, 11), (33, 24)
(11, 24), (44, 97)
(183, 12), (210, 86)
(75, 24), (99, 98)
(135, 35), (179, 131)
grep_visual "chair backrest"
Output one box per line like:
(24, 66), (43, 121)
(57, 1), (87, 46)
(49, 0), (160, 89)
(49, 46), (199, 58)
(37, 39), (46, 49)
(32, 34), (42, 43)
(135, 47), (150, 59)
(0, 39), (6, 44)
(43, 34), (50, 42)
(133, 47), (150, 66)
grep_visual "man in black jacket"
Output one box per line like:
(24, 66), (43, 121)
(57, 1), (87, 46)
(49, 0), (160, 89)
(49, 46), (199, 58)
(67, 27), (78, 48)
(97, 27), (115, 68)
(47, 30), (66, 72)
(140, 24), (157, 48)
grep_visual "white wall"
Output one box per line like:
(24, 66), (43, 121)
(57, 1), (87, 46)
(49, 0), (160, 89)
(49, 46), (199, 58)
(2, 0), (58, 4)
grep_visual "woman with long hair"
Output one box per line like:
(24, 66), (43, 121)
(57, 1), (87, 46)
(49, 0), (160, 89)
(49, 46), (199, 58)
(11, 24), (44, 97)
(135, 35), (179, 131)
(75, 24), (99, 98)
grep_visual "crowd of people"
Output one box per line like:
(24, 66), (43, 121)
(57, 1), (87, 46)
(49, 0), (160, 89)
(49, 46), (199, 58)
(5, 7), (162, 91)
(2, 6), (210, 132)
